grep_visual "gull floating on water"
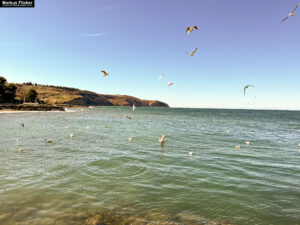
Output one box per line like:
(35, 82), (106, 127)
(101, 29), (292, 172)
(185, 48), (198, 56)
(235, 145), (241, 150)
(18, 148), (24, 152)
(186, 25), (198, 35)
(132, 104), (136, 112)
(123, 115), (132, 120)
(16, 138), (19, 142)
(86, 125), (90, 129)
(245, 141), (251, 146)
(189, 152), (193, 156)
(65, 126), (69, 129)
(281, 3), (299, 22)
(101, 70), (109, 77)
(168, 82), (173, 86)
(158, 133), (166, 146)
(298, 143), (300, 147)
(96, 139), (99, 144)
(128, 137), (133, 141)
(70, 133), (74, 138)
(244, 85), (255, 95)
(17, 122), (24, 127)
(103, 125), (108, 128)
(46, 139), (53, 143)
(158, 74), (165, 81)
(226, 129), (230, 133)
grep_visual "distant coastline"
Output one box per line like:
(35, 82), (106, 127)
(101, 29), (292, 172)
(0, 82), (169, 111)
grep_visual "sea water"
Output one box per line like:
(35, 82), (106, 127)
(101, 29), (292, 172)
(0, 107), (299, 225)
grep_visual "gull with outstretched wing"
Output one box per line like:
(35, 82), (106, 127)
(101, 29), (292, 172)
(186, 25), (198, 35)
(244, 85), (255, 95)
(281, 3), (299, 22)
(185, 48), (198, 56)
(101, 70), (109, 77)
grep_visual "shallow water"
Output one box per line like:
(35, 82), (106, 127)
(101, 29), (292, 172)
(0, 107), (299, 225)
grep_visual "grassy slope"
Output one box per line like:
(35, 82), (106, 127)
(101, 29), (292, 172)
(13, 84), (169, 107)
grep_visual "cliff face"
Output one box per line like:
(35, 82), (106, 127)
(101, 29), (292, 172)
(14, 84), (169, 107)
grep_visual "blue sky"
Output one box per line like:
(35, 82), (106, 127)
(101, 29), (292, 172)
(0, 0), (300, 109)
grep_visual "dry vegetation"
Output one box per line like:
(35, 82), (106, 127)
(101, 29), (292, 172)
(13, 83), (169, 107)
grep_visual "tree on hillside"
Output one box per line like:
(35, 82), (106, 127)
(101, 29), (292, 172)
(3, 84), (17, 103)
(0, 76), (7, 102)
(25, 89), (38, 102)
(0, 76), (17, 103)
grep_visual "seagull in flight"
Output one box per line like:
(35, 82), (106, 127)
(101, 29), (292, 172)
(158, 74), (165, 81)
(101, 70), (109, 77)
(168, 82), (173, 86)
(186, 25), (198, 35)
(185, 48), (198, 56)
(123, 115), (132, 120)
(244, 85), (255, 95)
(281, 3), (300, 22)
(246, 96), (257, 105)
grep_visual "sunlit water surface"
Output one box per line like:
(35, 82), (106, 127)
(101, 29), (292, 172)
(0, 107), (300, 225)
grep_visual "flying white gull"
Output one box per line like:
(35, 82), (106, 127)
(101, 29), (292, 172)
(168, 82), (173, 86)
(158, 74), (165, 81)
(185, 48), (198, 56)
(186, 25), (198, 35)
(244, 85), (254, 95)
(101, 70), (109, 77)
(281, 3), (300, 22)
(246, 96), (257, 105)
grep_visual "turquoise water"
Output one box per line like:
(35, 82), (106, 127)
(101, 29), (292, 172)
(0, 107), (300, 225)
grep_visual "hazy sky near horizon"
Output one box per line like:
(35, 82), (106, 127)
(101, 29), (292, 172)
(0, 0), (300, 109)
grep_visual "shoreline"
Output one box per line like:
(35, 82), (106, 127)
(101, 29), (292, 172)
(0, 104), (65, 112)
